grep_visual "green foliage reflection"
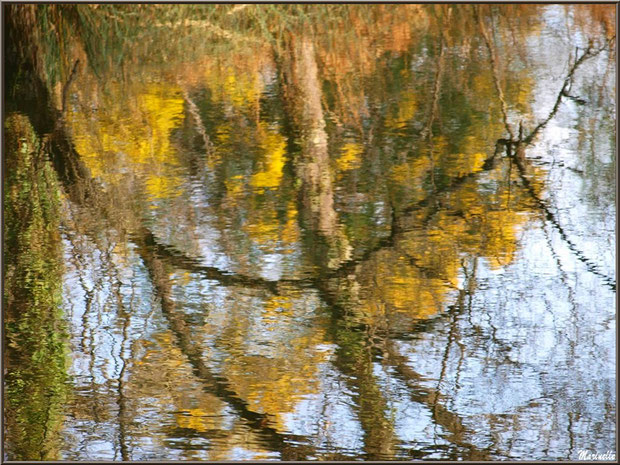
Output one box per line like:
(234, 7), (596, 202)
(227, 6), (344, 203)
(4, 113), (68, 461)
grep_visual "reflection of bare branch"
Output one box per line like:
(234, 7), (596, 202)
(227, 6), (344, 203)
(384, 340), (493, 460)
(540, 218), (579, 325)
(476, 7), (515, 140)
(421, 36), (446, 142)
(432, 19), (615, 291)
(328, 27), (612, 284)
(328, 145), (503, 281)
(105, 254), (132, 460)
(511, 156), (616, 291)
(523, 37), (614, 145)
(61, 59), (80, 117)
(479, 7), (613, 148)
(182, 89), (214, 159)
(328, 30), (612, 286)
(116, 306), (130, 460)
(133, 226), (314, 293)
(422, 7), (451, 142)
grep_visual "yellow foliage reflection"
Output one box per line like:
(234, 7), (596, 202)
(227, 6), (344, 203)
(336, 142), (363, 172)
(67, 81), (185, 204)
(250, 123), (287, 192)
(217, 293), (330, 432)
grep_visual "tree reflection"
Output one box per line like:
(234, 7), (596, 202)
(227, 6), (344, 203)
(4, 3), (615, 460)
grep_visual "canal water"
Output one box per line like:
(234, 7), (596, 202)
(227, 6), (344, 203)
(4, 4), (616, 460)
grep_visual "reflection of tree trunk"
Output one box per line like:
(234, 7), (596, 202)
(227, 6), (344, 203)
(290, 37), (336, 234)
(281, 35), (350, 268)
(282, 37), (395, 450)
(332, 329), (397, 459)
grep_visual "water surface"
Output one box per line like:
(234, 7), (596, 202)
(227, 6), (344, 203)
(4, 4), (616, 461)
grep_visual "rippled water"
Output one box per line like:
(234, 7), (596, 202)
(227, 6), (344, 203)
(4, 4), (616, 461)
